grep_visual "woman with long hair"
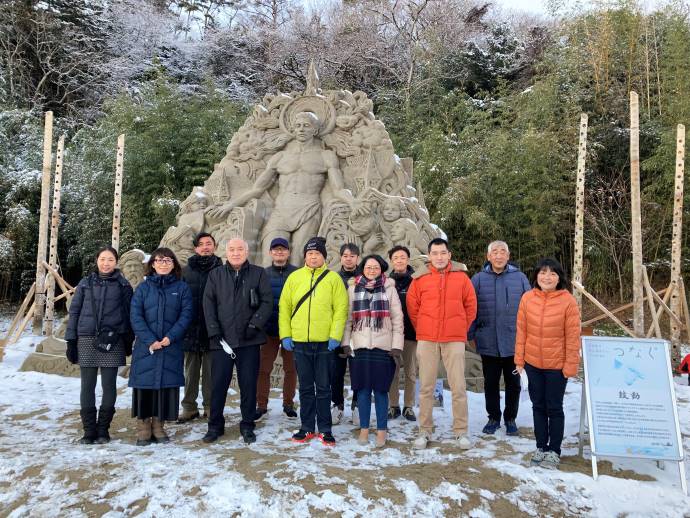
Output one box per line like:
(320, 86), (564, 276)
(129, 248), (193, 445)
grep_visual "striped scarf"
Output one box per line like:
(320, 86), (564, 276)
(352, 274), (390, 331)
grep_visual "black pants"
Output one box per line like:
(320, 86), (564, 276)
(331, 349), (357, 409)
(80, 367), (117, 409)
(295, 341), (334, 433)
(525, 363), (568, 455)
(481, 354), (521, 422)
(208, 346), (260, 434)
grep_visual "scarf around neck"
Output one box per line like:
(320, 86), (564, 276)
(352, 274), (391, 332)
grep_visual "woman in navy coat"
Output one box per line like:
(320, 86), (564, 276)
(129, 247), (193, 445)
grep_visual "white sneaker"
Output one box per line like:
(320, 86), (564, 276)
(455, 435), (472, 450)
(351, 407), (360, 427)
(540, 450), (560, 469)
(331, 405), (343, 425)
(413, 431), (430, 449)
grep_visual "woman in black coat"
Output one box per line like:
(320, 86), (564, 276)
(65, 246), (134, 444)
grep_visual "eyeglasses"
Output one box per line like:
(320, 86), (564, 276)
(154, 258), (174, 265)
(363, 265), (381, 270)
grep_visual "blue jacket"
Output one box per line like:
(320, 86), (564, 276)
(468, 263), (531, 357)
(128, 274), (193, 389)
(265, 263), (297, 337)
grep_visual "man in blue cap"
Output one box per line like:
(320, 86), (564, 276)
(255, 237), (299, 421)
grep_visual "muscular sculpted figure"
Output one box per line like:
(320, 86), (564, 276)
(207, 111), (366, 265)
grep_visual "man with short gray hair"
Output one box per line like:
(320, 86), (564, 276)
(203, 238), (273, 444)
(468, 240), (530, 436)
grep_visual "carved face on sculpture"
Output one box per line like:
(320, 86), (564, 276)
(179, 188), (209, 214)
(391, 218), (418, 243)
(382, 198), (403, 222)
(293, 112), (320, 143)
(120, 250), (146, 288)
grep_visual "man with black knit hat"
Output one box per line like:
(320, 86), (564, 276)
(278, 237), (349, 446)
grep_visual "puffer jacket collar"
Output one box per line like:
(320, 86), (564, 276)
(481, 262), (521, 276)
(412, 260), (468, 279)
(145, 273), (178, 287)
(532, 288), (570, 301)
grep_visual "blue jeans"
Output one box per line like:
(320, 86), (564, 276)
(357, 389), (389, 431)
(294, 342), (334, 433)
(525, 363), (568, 455)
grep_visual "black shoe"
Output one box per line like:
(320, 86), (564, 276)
(79, 407), (98, 444)
(253, 408), (268, 421)
(402, 407), (416, 422)
(95, 406), (115, 444)
(241, 429), (257, 444)
(388, 406), (401, 419)
(292, 430), (317, 443)
(482, 418), (501, 434)
(202, 430), (223, 443)
(320, 432), (336, 446)
(283, 405), (298, 418)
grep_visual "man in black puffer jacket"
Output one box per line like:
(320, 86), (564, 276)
(178, 233), (223, 423)
(202, 238), (272, 444)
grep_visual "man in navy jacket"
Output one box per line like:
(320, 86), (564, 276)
(469, 241), (530, 436)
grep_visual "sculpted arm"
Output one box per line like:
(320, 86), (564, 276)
(325, 151), (368, 216)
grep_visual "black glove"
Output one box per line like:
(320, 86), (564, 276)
(389, 348), (403, 368)
(338, 345), (352, 359)
(66, 339), (78, 365)
(209, 335), (222, 349)
(244, 323), (261, 340)
(122, 331), (135, 356)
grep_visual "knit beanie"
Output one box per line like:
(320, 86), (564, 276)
(303, 237), (327, 259)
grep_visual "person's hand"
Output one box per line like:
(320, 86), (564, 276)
(562, 367), (577, 379)
(209, 335), (222, 349)
(328, 338), (340, 351)
(245, 323), (261, 340)
(206, 201), (236, 219)
(160, 336), (171, 347)
(339, 345), (352, 358)
(515, 365), (524, 375)
(149, 341), (163, 353)
(281, 337), (294, 351)
(389, 348), (403, 368)
(66, 339), (78, 364)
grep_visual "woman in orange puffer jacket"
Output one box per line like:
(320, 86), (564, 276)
(515, 258), (581, 469)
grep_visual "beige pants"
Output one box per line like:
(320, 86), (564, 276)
(417, 341), (467, 435)
(389, 339), (417, 408)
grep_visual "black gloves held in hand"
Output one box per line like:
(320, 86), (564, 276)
(338, 345), (352, 359)
(66, 339), (78, 364)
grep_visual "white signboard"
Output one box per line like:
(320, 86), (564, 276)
(582, 336), (686, 493)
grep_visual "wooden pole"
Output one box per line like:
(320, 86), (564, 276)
(646, 286), (673, 338)
(41, 260), (74, 294)
(44, 135), (65, 337)
(573, 281), (637, 337)
(583, 287), (667, 327)
(643, 267), (662, 338)
(669, 124), (685, 364)
(33, 111), (53, 334)
(573, 113), (589, 309)
(630, 92), (645, 336)
(0, 283), (36, 347)
(112, 134), (125, 252)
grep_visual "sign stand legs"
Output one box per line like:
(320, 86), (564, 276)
(578, 383), (588, 456)
(678, 460), (687, 496)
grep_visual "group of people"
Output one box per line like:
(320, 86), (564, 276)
(65, 233), (581, 469)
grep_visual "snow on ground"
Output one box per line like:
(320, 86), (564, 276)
(1, 324), (690, 517)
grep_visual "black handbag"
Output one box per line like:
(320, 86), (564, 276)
(90, 278), (118, 353)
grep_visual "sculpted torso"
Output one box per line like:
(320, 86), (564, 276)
(272, 143), (337, 197)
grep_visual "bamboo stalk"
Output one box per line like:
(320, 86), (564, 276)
(573, 281), (637, 337)
(0, 283), (36, 347)
(669, 124), (685, 364)
(112, 134), (125, 252)
(583, 287), (667, 327)
(573, 113), (588, 309)
(54, 287), (76, 304)
(33, 111), (53, 334)
(630, 92), (644, 335)
(44, 135), (65, 336)
(643, 267), (662, 338)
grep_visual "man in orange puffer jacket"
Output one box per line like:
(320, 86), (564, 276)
(407, 238), (477, 450)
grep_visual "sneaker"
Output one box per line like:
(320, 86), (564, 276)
(351, 407), (360, 427)
(253, 408), (268, 421)
(388, 406), (402, 419)
(541, 450), (560, 469)
(320, 432), (336, 446)
(402, 407), (416, 422)
(413, 431), (430, 449)
(456, 435), (472, 450)
(202, 430), (223, 444)
(505, 420), (519, 436)
(291, 430), (317, 443)
(177, 410), (200, 424)
(241, 429), (256, 444)
(482, 419), (501, 435)
(331, 405), (344, 425)
(530, 448), (546, 466)
(283, 405), (298, 418)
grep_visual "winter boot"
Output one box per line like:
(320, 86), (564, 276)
(136, 418), (153, 446)
(79, 407), (98, 444)
(95, 406), (115, 444)
(151, 417), (170, 443)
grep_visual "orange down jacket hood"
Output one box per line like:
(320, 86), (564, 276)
(514, 288), (581, 377)
(406, 261), (477, 343)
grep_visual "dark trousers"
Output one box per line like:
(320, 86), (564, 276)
(80, 367), (117, 409)
(295, 341), (334, 433)
(331, 349), (357, 409)
(525, 363), (568, 455)
(481, 354), (521, 422)
(208, 346), (260, 434)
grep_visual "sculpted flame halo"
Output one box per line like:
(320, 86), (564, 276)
(279, 95), (337, 138)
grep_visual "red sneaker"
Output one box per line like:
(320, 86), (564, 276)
(291, 430), (317, 443)
(319, 432), (336, 446)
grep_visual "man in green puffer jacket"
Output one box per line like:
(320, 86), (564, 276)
(279, 237), (348, 446)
